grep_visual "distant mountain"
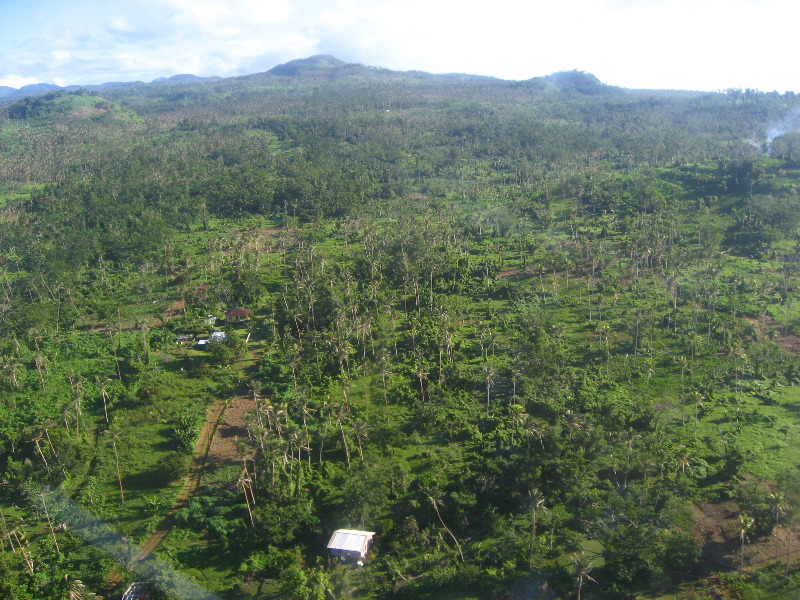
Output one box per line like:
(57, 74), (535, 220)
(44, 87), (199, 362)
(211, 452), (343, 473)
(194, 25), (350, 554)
(0, 74), (219, 103)
(3, 88), (142, 123)
(0, 82), (62, 101)
(0, 56), (617, 105)
(267, 55), (348, 76)
(150, 74), (222, 85)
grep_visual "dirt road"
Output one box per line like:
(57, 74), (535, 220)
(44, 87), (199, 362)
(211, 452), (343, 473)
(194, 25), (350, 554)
(103, 399), (229, 595)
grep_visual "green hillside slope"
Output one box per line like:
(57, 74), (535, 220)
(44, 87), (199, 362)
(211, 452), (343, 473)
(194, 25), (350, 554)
(1, 59), (800, 600)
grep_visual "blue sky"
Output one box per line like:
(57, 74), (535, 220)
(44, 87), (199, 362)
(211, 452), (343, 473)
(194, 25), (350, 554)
(1, 0), (797, 92)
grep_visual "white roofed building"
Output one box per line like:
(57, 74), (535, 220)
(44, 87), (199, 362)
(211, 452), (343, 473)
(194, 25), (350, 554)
(327, 529), (375, 560)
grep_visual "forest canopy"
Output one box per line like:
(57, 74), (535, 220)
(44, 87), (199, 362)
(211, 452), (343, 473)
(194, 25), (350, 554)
(1, 58), (800, 600)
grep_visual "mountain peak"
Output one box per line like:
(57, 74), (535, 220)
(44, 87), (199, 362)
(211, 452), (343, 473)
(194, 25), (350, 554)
(267, 55), (348, 76)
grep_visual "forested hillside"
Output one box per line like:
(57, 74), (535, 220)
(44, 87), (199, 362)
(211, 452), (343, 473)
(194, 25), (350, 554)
(2, 56), (800, 599)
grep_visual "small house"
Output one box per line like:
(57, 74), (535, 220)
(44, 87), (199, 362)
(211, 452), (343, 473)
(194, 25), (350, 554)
(197, 331), (226, 347)
(327, 529), (375, 561)
(225, 308), (250, 323)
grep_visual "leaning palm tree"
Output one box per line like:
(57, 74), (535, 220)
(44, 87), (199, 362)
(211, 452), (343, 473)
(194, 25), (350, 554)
(237, 470), (256, 527)
(40, 493), (60, 556)
(104, 426), (125, 505)
(427, 492), (464, 562)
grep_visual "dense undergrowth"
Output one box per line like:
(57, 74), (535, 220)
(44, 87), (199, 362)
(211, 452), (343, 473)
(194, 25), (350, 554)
(1, 57), (800, 599)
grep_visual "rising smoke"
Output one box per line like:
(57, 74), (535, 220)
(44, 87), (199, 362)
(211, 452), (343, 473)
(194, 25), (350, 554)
(766, 106), (800, 155)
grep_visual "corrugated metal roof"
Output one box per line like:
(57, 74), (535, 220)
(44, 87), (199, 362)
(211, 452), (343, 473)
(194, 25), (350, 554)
(327, 529), (375, 552)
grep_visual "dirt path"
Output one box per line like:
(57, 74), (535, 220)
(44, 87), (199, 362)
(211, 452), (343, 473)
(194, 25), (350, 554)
(206, 395), (257, 467)
(103, 399), (229, 594)
(131, 399), (228, 562)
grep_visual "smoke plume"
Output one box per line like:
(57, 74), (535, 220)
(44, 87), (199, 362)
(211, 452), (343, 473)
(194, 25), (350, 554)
(766, 106), (800, 155)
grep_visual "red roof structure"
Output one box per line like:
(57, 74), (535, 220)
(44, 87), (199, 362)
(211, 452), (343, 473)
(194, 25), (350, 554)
(224, 308), (251, 322)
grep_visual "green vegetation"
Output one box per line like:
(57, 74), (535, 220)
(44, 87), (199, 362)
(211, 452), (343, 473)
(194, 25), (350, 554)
(1, 58), (800, 599)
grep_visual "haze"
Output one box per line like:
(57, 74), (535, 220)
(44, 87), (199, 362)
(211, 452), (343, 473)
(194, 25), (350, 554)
(1, 0), (797, 92)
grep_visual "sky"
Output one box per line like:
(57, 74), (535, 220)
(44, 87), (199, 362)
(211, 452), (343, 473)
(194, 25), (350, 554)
(0, 0), (797, 92)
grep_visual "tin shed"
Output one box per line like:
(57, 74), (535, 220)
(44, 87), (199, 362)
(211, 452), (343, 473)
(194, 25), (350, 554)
(327, 529), (375, 560)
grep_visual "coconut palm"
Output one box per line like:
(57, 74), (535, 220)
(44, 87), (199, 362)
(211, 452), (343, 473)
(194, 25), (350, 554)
(95, 376), (112, 423)
(770, 491), (787, 565)
(738, 513), (755, 572)
(427, 492), (464, 562)
(528, 488), (547, 567)
(572, 551), (597, 600)
(237, 469), (256, 527)
(66, 578), (98, 600)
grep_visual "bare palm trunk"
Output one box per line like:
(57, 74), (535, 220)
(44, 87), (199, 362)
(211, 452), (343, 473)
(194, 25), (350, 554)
(112, 439), (125, 505)
(41, 495), (60, 555)
(430, 497), (464, 561)
(33, 438), (51, 474)
(339, 423), (351, 469)
(11, 530), (33, 573)
(788, 526), (793, 575)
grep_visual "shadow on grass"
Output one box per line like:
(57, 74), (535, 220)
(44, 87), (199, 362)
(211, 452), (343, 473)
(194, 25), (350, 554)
(124, 469), (171, 491)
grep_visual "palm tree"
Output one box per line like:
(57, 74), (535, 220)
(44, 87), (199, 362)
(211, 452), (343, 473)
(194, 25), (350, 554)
(528, 489), (547, 567)
(597, 322), (611, 367)
(6, 516), (33, 573)
(688, 332), (703, 362)
(353, 419), (369, 463)
(32, 434), (52, 474)
(0, 507), (13, 555)
(34, 353), (47, 390)
(738, 513), (755, 572)
(415, 352), (428, 403)
(96, 376), (112, 423)
(483, 363), (496, 412)
(40, 493), (60, 556)
(770, 491), (787, 565)
(66, 578), (98, 600)
(428, 493), (464, 562)
(572, 551), (597, 600)
(688, 389), (705, 431)
(644, 357), (656, 384)
(1, 355), (21, 389)
(104, 426), (125, 505)
(379, 348), (392, 420)
(674, 355), (690, 394)
(335, 406), (352, 469)
(676, 446), (692, 477)
(508, 404), (527, 444)
(237, 468), (256, 527)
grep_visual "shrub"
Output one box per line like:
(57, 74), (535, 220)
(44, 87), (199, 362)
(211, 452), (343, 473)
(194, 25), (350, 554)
(155, 453), (191, 484)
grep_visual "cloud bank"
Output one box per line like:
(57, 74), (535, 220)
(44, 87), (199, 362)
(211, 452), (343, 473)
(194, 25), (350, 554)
(1, 0), (797, 92)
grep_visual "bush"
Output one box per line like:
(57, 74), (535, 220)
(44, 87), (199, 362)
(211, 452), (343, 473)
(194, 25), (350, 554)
(155, 453), (191, 484)
(169, 414), (201, 452)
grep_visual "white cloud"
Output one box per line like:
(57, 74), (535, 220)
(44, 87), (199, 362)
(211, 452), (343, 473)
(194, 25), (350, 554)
(0, 74), (40, 88)
(51, 50), (73, 65)
(0, 0), (797, 90)
(109, 16), (137, 33)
